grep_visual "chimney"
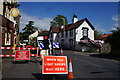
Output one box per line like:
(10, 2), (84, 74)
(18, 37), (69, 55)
(72, 14), (78, 23)
(39, 29), (43, 32)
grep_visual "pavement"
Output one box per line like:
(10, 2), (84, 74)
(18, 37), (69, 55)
(2, 57), (41, 79)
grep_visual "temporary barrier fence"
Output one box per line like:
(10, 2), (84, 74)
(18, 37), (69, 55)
(0, 47), (64, 57)
(0, 55), (15, 57)
(0, 47), (38, 50)
(0, 47), (51, 51)
(0, 54), (37, 57)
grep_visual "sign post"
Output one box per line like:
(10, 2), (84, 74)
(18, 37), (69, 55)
(14, 50), (30, 61)
(42, 56), (68, 74)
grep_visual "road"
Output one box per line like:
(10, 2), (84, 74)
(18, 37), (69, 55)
(63, 50), (120, 79)
(1, 50), (120, 80)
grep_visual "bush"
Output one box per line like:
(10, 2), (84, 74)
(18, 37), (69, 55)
(100, 43), (111, 53)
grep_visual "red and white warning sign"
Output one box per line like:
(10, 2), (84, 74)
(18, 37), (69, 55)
(42, 56), (68, 74)
(14, 50), (30, 60)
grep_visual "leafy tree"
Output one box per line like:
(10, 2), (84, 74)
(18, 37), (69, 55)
(106, 27), (120, 56)
(22, 21), (36, 33)
(50, 15), (68, 27)
(106, 27), (120, 49)
(94, 30), (101, 39)
(20, 21), (37, 41)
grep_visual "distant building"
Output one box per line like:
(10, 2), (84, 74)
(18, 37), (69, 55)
(49, 14), (95, 51)
(28, 29), (49, 47)
(96, 34), (111, 41)
(38, 29), (49, 36)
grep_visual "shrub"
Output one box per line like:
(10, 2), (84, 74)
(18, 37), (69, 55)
(100, 43), (111, 53)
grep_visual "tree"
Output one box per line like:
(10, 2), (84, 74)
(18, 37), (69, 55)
(20, 21), (37, 41)
(106, 27), (120, 49)
(106, 27), (120, 56)
(50, 15), (68, 27)
(22, 21), (36, 33)
(94, 30), (101, 39)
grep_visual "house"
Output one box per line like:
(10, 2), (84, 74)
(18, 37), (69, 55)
(0, 0), (20, 54)
(49, 14), (95, 51)
(96, 34), (111, 41)
(94, 34), (112, 45)
(0, 0), (20, 46)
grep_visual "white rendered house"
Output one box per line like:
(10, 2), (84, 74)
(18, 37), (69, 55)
(49, 14), (95, 51)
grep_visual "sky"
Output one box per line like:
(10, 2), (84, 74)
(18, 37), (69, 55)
(18, 2), (119, 34)
(17, 0), (120, 2)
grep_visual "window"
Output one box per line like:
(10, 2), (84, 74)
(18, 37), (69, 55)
(0, 27), (3, 33)
(57, 33), (59, 38)
(61, 31), (64, 37)
(82, 28), (88, 37)
(61, 39), (64, 48)
(65, 31), (68, 37)
(76, 30), (78, 34)
(50, 33), (52, 38)
(80, 27), (90, 40)
(2, 27), (4, 33)
(5, 32), (11, 45)
(69, 39), (73, 49)
(69, 30), (73, 37)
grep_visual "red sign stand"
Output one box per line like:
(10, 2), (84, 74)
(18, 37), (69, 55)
(14, 50), (30, 61)
(42, 56), (68, 74)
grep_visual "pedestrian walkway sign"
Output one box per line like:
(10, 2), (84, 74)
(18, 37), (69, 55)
(39, 43), (44, 49)
(53, 42), (59, 49)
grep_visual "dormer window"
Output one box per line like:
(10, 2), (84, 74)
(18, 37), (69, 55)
(82, 28), (88, 37)
(80, 27), (90, 40)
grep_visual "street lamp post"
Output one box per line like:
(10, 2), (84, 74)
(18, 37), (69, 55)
(60, 18), (65, 49)
(61, 18), (65, 27)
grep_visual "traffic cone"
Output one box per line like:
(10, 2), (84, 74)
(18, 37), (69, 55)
(39, 50), (42, 57)
(68, 58), (74, 79)
(40, 54), (42, 57)
(60, 48), (63, 55)
(50, 49), (52, 55)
